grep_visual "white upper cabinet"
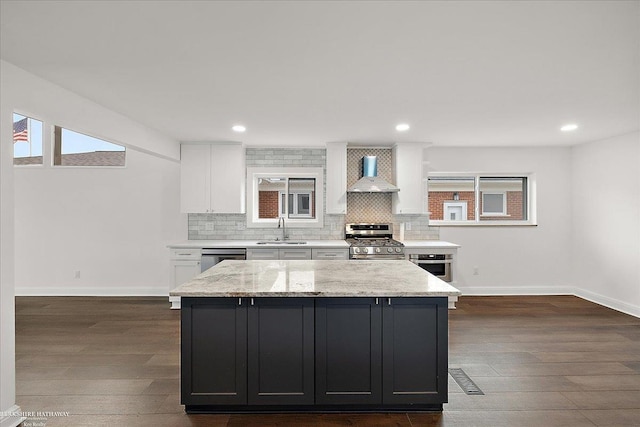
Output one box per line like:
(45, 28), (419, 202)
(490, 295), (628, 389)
(180, 142), (245, 213)
(325, 142), (347, 214)
(392, 143), (428, 214)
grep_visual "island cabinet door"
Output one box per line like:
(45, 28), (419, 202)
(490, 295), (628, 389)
(315, 298), (382, 405)
(382, 297), (448, 405)
(181, 297), (247, 406)
(247, 298), (315, 405)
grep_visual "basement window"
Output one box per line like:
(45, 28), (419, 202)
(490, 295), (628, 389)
(13, 113), (43, 166)
(428, 174), (535, 226)
(53, 126), (126, 167)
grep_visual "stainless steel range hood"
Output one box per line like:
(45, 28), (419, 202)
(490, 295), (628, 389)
(347, 156), (399, 193)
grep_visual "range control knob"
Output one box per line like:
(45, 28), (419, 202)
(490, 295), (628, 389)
(354, 247), (360, 254)
(375, 247), (381, 253)
(387, 247), (393, 253)
(395, 247), (402, 253)
(362, 247), (369, 254)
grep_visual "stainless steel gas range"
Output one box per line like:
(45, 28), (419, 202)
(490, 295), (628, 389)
(345, 223), (405, 260)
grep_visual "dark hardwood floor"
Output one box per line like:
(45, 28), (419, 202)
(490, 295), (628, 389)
(15, 295), (640, 426)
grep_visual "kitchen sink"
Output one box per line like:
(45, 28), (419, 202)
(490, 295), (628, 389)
(256, 240), (307, 245)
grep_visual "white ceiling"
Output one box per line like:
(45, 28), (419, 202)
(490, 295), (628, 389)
(1, 1), (638, 148)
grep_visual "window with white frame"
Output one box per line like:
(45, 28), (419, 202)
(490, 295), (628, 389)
(247, 168), (324, 228)
(428, 174), (534, 225)
(53, 126), (125, 167)
(481, 192), (506, 215)
(280, 190), (313, 218)
(13, 113), (43, 166)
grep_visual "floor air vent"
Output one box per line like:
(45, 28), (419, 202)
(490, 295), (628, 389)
(448, 368), (485, 395)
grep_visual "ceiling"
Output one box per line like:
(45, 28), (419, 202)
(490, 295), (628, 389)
(1, 1), (638, 148)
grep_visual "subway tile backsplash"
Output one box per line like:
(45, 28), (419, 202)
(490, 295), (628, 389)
(187, 147), (439, 240)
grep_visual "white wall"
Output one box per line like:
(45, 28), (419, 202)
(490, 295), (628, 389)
(571, 132), (640, 317)
(428, 146), (573, 295)
(1, 61), (21, 427)
(1, 61), (185, 424)
(3, 61), (186, 296)
(14, 148), (185, 295)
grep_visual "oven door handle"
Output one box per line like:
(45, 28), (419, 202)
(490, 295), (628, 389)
(411, 259), (453, 264)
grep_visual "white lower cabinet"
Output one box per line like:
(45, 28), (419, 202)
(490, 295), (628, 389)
(169, 248), (202, 309)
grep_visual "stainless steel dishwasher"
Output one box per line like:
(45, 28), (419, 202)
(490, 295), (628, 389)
(201, 248), (246, 272)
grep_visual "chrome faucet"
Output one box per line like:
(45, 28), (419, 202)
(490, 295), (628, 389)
(277, 217), (287, 241)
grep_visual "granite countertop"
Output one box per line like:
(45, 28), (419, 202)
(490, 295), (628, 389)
(168, 240), (350, 249)
(170, 259), (461, 298)
(167, 240), (459, 249)
(400, 241), (461, 249)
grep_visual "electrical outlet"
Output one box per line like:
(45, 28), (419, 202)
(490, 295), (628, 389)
(74, 270), (81, 279)
(205, 223), (214, 231)
(236, 222), (244, 231)
(473, 266), (479, 275)
(405, 222), (412, 231)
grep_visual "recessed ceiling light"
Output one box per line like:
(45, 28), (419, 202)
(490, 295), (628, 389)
(396, 123), (410, 132)
(560, 124), (578, 132)
(232, 125), (246, 133)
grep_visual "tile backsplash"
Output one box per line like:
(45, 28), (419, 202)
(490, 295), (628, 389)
(187, 147), (439, 240)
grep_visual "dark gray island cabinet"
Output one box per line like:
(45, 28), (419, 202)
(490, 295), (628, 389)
(181, 296), (448, 413)
(172, 259), (460, 413)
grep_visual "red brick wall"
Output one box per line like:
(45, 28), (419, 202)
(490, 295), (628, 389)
(428, 191), (475, 220)
(428, 191), (524, 220)
(259, 191), (279, 218)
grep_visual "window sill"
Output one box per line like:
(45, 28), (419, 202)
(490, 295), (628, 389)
(429, 220), (537, 227)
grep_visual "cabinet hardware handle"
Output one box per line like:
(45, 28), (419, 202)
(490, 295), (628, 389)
(388, 298), (391, 305)
(375, 298), (379, 305)
(238, 298), (241, 306)
(251, 298), (254, 306)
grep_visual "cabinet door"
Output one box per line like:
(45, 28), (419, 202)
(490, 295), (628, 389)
(180, 144), (211, 213)
(181, 297), (247, 406)
(392, 143), (427, 214)
(279, 248), (312, 260)
(382, 297), (448, 405)
(248, 298), (314, 405)
(246, 249), (279, 260)
(326, 142), (348, 214)
(315, 298), (382, 405)
(171, 260), (201, 288)
(210, 144), (245, 213)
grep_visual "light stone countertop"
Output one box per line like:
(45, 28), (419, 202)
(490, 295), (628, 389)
(170, 259), (461, 298)
(167, 240), (350, 249)
(400, 240), (461, 249)
(167, 240), (460, 249)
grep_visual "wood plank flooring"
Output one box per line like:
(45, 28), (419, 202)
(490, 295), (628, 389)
(15, 295), (640, 426)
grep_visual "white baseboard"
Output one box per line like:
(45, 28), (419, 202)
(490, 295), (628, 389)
(456, 285), (639, 318)
(455, 285), (575, 296)
(15, 286), (166, 297)
(0, 405), (25, 427)
(574, 288), (640, 318)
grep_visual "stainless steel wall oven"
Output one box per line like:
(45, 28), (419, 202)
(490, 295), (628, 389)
(409, 254), (452, 282)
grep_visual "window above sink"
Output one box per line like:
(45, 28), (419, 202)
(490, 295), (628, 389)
(246, 167), (324, 229)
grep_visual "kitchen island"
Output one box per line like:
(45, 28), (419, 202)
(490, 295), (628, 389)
(170, 259), (461, 414)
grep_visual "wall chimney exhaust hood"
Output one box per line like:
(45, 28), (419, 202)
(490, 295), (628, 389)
(347, 156), (399, 193)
